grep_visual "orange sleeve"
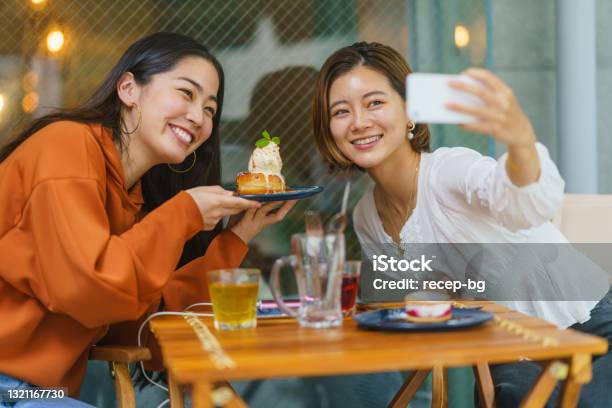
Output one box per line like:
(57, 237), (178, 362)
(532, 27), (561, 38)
(5, 177), (203, 328)
(101, 230), (248, 371)
(162, 229), (249, 310)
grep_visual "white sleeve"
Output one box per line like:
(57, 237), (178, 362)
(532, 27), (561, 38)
(352, 192), (375, 246)
(352, 190), (387, 260)
(430, 143), (565, 232)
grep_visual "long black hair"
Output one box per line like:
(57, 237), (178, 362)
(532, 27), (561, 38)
(0, 32), (225, 266)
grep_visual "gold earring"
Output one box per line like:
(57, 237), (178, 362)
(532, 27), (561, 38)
(121, 103), (142, 135)
(168, 151), (197, 174)
(407, 121), (416, 140)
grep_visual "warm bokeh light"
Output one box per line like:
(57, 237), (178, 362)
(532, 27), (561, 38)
(46, 30), (65, 53)
(22, 92), (39, 113)
(454, 24), (470, 48)
(30, 0), (47, 10)
(0, 94), (5, 113)
(22, 71), (39, 92)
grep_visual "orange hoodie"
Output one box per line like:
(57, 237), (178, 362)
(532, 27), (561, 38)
(0, 121), (248, 396)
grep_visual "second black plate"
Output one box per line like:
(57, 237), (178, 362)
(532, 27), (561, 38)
(354, 308), (493, 331)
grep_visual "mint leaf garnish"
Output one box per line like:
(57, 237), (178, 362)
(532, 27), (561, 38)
(271, 136), (280, 145)
(255, 138), (269, 148)
(262, 130), (271, 140)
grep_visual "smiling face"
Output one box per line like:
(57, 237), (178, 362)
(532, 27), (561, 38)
(123, 56), (220, 166)
(328, 65), (410, 169)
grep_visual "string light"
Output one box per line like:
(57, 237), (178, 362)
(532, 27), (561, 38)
(22, 92), (39, 113)
(30, 0), (47, 11)
(454, 24), (470, 48)
(22, 71), (38, 92)
(46, 30), (65, 53)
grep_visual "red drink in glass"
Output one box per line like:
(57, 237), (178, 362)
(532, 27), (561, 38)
(341, 275), (359, 315)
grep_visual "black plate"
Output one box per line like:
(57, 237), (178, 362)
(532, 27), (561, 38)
(231, 185), (324, 202)
(354, 308), (493, 331)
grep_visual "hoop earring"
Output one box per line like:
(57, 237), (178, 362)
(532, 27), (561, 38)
(168, 151), (197, 174)
(121, 103), (142, 135)
(407, 121), (416, 140)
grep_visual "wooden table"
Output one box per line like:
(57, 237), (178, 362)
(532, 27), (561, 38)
(149, 301), (608, 408)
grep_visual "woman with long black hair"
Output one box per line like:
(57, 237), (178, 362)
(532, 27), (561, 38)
(0, 32), (294, 407)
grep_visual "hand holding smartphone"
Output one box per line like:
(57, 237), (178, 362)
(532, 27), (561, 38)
(406, 73), (485, 124)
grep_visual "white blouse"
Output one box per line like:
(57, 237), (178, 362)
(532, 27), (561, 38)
(353, 143), (608, 328)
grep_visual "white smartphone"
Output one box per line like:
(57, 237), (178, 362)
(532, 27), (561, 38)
(406, 73), (484, 124)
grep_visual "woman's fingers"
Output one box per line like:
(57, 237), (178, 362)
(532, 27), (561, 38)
(208, 206), (252, 230)
(230, 208), (255, 227)
(252, 200), (296, 225)
(211, 199), (259, 222)
(446, 102), (505, 123)
(446, 68), (528, 144)
(199, 185), (234, 195)
(260, 201), (283, 213)
(243, 207), (257, 220)
(447, 79), (499, 108)
(462, 68), (511, 94)
(262, 200), (296, 223)
(272, 200), (297, 222)
(253, 202), (283, 223)
(448, 72), (514, 114)
(219, 195), (261, 209)
(458, 121), (500, 136)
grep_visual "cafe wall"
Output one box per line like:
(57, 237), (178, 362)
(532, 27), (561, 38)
(487, 0), (611, 193)
(597, 0), (612, 193)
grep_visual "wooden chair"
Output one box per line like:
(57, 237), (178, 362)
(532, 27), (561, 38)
(552, 194), (612, 243)
(89, 345), (248, 408)
(553, 194), (612, 280)
(89, 345), (152, 408)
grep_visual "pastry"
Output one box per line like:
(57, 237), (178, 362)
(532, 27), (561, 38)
(404, 300), (452, 323)
(236, 130), (286, 194)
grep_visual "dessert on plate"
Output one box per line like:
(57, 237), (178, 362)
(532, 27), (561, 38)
(236, 130), (286, 195)
(404, 299), (452, 323)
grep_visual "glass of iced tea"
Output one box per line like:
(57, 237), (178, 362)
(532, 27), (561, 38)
(341, 261), (361, 317)
(208, 269), (260, 330)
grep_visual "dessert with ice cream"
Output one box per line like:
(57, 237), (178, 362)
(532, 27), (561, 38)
(404, 299), (452, 323)
(236, 130), (286, 194)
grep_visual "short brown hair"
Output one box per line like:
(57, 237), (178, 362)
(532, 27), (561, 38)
(312, 42), (430, 169)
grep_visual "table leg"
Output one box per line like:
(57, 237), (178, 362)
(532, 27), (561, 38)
(520, 360), (568, 408)
(473, 362), (495, 408)
(558, 353), (592, 408)
(388, 369), (431, 408)
(192, 381), (213, 408)
(559, 381), (581, 408)
(432, 366), (448, 408)
(216, 380), (249, 408)
(168, 371), (185, 408)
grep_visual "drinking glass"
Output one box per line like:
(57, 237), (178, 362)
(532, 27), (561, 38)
(341, 261), (361, 317)
(270, 233), (345, 328)
(208, 269), (260, 330)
